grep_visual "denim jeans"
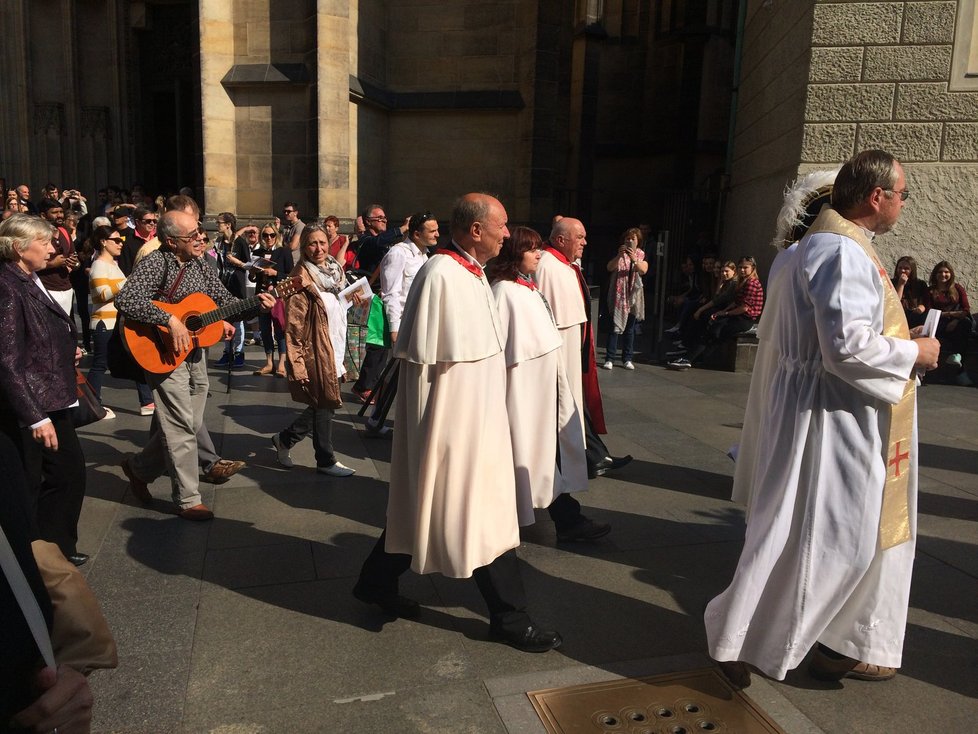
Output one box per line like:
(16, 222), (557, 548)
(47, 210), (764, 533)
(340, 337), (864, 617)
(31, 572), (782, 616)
(605, 313), (636, 363)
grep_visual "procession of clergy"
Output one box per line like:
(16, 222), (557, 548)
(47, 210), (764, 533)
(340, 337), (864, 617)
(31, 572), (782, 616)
(351, 150), (941, 684)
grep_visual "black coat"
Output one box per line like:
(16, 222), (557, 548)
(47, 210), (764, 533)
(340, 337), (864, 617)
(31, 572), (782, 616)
(0, 262), (77, 427)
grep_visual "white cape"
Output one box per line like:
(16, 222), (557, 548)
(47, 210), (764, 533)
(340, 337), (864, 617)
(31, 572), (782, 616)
(705, 228), (920, 680)
(492, 280), (588, 526)
(385, 252), (519, 577)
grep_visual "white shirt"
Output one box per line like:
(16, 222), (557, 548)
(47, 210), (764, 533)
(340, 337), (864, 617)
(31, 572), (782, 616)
(380, 239), (428, 333)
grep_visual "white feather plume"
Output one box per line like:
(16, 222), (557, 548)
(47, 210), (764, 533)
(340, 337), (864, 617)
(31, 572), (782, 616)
(770, 169), (840, 249)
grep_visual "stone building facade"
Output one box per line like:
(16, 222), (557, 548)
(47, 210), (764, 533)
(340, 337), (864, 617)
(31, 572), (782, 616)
(725, 0), (978, 287)
(2, 0), (975, 286)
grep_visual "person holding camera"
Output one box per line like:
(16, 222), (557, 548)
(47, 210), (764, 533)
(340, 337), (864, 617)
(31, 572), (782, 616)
(603, 227), (648, 370)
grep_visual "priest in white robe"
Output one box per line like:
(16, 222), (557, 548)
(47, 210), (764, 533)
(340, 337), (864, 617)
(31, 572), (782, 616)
(354, 193), (562, 653)
(705, 150), (940, 687)
(488, 226), (588, 527)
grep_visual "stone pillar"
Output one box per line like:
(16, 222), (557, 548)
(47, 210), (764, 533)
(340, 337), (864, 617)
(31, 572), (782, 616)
(0, 0), (32, 184)
(317, 0), (354, 217)
(199, 0), (237, 214)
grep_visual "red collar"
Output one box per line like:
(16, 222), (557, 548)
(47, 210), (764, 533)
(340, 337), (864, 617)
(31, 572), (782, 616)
(439, 247), (483, 278)
(544, 246), (572, 266)
(514, 274), (537, 290)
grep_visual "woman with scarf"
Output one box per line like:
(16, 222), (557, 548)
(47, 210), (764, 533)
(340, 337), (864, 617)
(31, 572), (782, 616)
(272, 225), (356, 477)
(602, 227), (648, 370)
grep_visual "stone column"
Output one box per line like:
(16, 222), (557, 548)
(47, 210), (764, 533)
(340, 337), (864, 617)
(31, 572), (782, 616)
(317, 0), (354, 217)
(0, 0), (32, 183)
(199, 0), (237, 214)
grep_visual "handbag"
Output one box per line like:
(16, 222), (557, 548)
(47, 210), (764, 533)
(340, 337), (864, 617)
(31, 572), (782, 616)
(31, 540), (118, 673)
(72, 369), (107, 427)
(107, 318), (147, 383)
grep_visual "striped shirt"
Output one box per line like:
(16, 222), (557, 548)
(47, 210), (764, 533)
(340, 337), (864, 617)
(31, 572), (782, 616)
(89, 258), (126, 329)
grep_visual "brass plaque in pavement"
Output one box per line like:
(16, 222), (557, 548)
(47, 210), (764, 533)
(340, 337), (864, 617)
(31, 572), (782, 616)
(528, 668), (785, 734)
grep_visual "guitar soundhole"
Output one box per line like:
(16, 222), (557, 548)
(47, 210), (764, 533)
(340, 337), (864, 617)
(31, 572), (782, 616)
(185, 315), (204, 333)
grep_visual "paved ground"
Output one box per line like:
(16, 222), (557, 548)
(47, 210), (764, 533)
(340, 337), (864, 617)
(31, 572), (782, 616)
(73, 343), (978, 733)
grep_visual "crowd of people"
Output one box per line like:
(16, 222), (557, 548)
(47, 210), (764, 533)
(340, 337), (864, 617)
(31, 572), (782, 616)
(0, 149), (973, 729)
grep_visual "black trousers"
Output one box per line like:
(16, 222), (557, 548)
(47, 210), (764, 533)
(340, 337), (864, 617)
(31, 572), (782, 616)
(366, 361), (399, 431)
(583, 403), (610, 468)
(547, 492), (583, 531)
(353, 344), (389, 394)
(4, 408), (87, 556)
(358, 530), (531, 633)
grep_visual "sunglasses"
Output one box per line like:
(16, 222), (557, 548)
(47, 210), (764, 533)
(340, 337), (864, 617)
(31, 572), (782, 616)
(140, 218), (157, 224)
(261, 232), (277, 239)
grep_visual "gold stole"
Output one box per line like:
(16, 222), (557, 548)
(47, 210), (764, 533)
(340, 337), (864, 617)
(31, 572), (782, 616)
(806, 207), (914, 549)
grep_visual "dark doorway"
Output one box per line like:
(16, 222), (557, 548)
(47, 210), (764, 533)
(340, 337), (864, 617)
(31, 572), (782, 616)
(134, 1), (202, 200)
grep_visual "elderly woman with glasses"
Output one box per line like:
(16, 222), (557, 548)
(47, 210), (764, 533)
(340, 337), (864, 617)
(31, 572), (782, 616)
(0, 213), (90, 565)
(87, 225), (155, 415)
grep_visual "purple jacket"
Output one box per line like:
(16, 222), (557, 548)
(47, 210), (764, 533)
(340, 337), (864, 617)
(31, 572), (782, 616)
(0, 261), (77, 426)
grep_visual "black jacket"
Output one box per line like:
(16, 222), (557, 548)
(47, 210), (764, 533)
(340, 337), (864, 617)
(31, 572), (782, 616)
(0, 262), (77, 427)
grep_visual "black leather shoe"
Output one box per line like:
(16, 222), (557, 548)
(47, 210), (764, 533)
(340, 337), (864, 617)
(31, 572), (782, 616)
(489, 624), (563, 653)
(556, 517), (612, 542)
(68, 553), (90, 567)
(588, 454), (633, 479)
(352, 583), (420, 619)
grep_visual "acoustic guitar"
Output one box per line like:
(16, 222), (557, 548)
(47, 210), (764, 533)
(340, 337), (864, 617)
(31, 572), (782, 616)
(123, 275), (304, 374)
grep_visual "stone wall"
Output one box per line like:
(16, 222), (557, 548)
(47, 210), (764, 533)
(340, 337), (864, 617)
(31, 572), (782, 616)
(724, 0), (978, 289)
(721, 0), (816, 271)
(0, 0), (130, 198)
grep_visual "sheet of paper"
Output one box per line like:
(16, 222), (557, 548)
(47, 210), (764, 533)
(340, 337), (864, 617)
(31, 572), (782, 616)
(922, 308), (940, 338)
(338, 276), (373, 311)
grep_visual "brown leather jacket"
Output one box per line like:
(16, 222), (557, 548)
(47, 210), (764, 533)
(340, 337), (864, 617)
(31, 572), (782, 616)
(284, 264), (341, 409)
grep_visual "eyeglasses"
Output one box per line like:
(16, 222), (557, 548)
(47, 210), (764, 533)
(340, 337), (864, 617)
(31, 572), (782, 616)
(139, 218), (157, 224)
(170, 231), (203, 242)
(367, 215), (387, 222)
(884, 188), (911, 201)
(283, 209), (296, 214)
(261, 232), (277, 239)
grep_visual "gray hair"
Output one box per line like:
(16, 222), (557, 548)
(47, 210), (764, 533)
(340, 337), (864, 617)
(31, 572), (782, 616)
(450, 195), (492, 237)
(0, 213), (55, 261)
(157, 210), (189, 245)
(831, 149), (898, 212)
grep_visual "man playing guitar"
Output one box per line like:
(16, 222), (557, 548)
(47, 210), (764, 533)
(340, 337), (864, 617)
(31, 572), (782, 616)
(116, 209), (276, 520)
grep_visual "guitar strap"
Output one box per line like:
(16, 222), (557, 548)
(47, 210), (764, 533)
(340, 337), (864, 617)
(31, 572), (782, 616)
(155, 257), (188, 304)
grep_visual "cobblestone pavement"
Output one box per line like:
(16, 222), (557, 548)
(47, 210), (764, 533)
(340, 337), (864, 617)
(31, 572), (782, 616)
(74, 345), (978, 733)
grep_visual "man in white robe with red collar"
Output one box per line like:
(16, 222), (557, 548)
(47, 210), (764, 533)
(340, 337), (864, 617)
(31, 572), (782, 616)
(705, 150), (940, 687)
(534, 217), (629, 541)
(354, 193), (562, 653)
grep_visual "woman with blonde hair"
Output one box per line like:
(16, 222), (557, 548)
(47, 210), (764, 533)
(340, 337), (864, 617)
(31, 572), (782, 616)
(250, 221), (293, 376)
(0, 214), (89, 565)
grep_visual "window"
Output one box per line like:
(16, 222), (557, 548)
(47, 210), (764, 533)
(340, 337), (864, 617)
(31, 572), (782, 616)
(950, 0), (978, 91)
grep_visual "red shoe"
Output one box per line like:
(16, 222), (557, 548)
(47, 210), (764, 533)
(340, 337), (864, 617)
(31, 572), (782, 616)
(177, 504), (214, 521)
(352, 388), (375, 405)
